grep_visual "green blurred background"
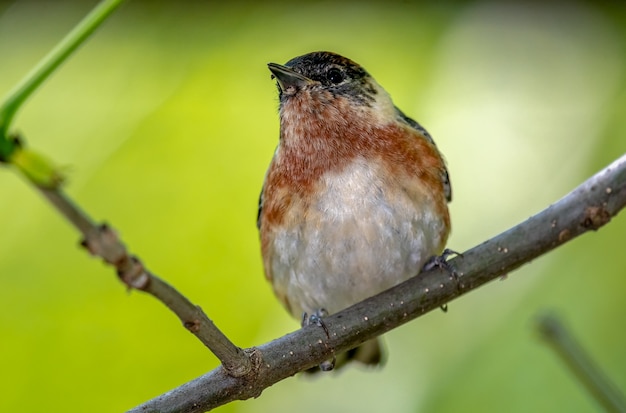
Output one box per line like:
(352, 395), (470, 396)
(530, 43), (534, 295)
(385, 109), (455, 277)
(1, 1), (625, 412)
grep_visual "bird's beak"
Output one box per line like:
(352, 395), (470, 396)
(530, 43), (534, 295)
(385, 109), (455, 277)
(267, 63), (314, 92)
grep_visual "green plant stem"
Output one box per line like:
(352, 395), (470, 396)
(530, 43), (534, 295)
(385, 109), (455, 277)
(0, 0), (125, 140)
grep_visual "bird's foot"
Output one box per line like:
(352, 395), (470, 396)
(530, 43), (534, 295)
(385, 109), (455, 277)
(302, 309), (335, 372)
(422, 249), (463, 312)
(422, 248), (462, 272)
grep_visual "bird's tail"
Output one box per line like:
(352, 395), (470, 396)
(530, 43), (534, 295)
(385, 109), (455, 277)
(306, 337), (385, 374)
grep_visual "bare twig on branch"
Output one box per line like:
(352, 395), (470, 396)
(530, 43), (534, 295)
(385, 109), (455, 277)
(37, 187), (252, 377)
(128, 154), (626, 413)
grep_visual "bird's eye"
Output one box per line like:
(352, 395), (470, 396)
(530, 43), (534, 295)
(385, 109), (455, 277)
(327, 68), (344, 84)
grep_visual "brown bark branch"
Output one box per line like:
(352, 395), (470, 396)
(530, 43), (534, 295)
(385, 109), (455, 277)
(127, 153), (626, 412)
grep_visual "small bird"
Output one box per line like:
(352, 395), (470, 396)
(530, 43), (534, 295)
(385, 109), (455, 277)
(258, 51), (451, 371)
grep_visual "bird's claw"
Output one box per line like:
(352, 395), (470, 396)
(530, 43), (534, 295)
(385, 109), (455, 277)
(422, 249), (463, 312)
(422, 248), (462, 272)
(302, 309), (336, 371)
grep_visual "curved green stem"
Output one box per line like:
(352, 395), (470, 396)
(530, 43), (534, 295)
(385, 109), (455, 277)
(0, 0), (125, 151)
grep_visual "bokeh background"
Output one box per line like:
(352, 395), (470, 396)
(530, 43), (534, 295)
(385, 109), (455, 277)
(1, 1), (625, 412)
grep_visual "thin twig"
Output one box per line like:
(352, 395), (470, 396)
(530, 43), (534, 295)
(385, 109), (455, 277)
(128, 154), (626, 413)
(37, 187), (252, 377)
(537, 313), (626, 413)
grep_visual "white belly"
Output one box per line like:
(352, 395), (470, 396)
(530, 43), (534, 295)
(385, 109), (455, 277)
(270, 158), (445, 317)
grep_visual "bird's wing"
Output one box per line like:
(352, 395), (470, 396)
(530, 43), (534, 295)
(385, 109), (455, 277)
(395, 106), (452, 203)
(257, 185), (264, 230)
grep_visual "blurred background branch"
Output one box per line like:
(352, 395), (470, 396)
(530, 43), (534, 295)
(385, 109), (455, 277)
(537, 313), (626, 413)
